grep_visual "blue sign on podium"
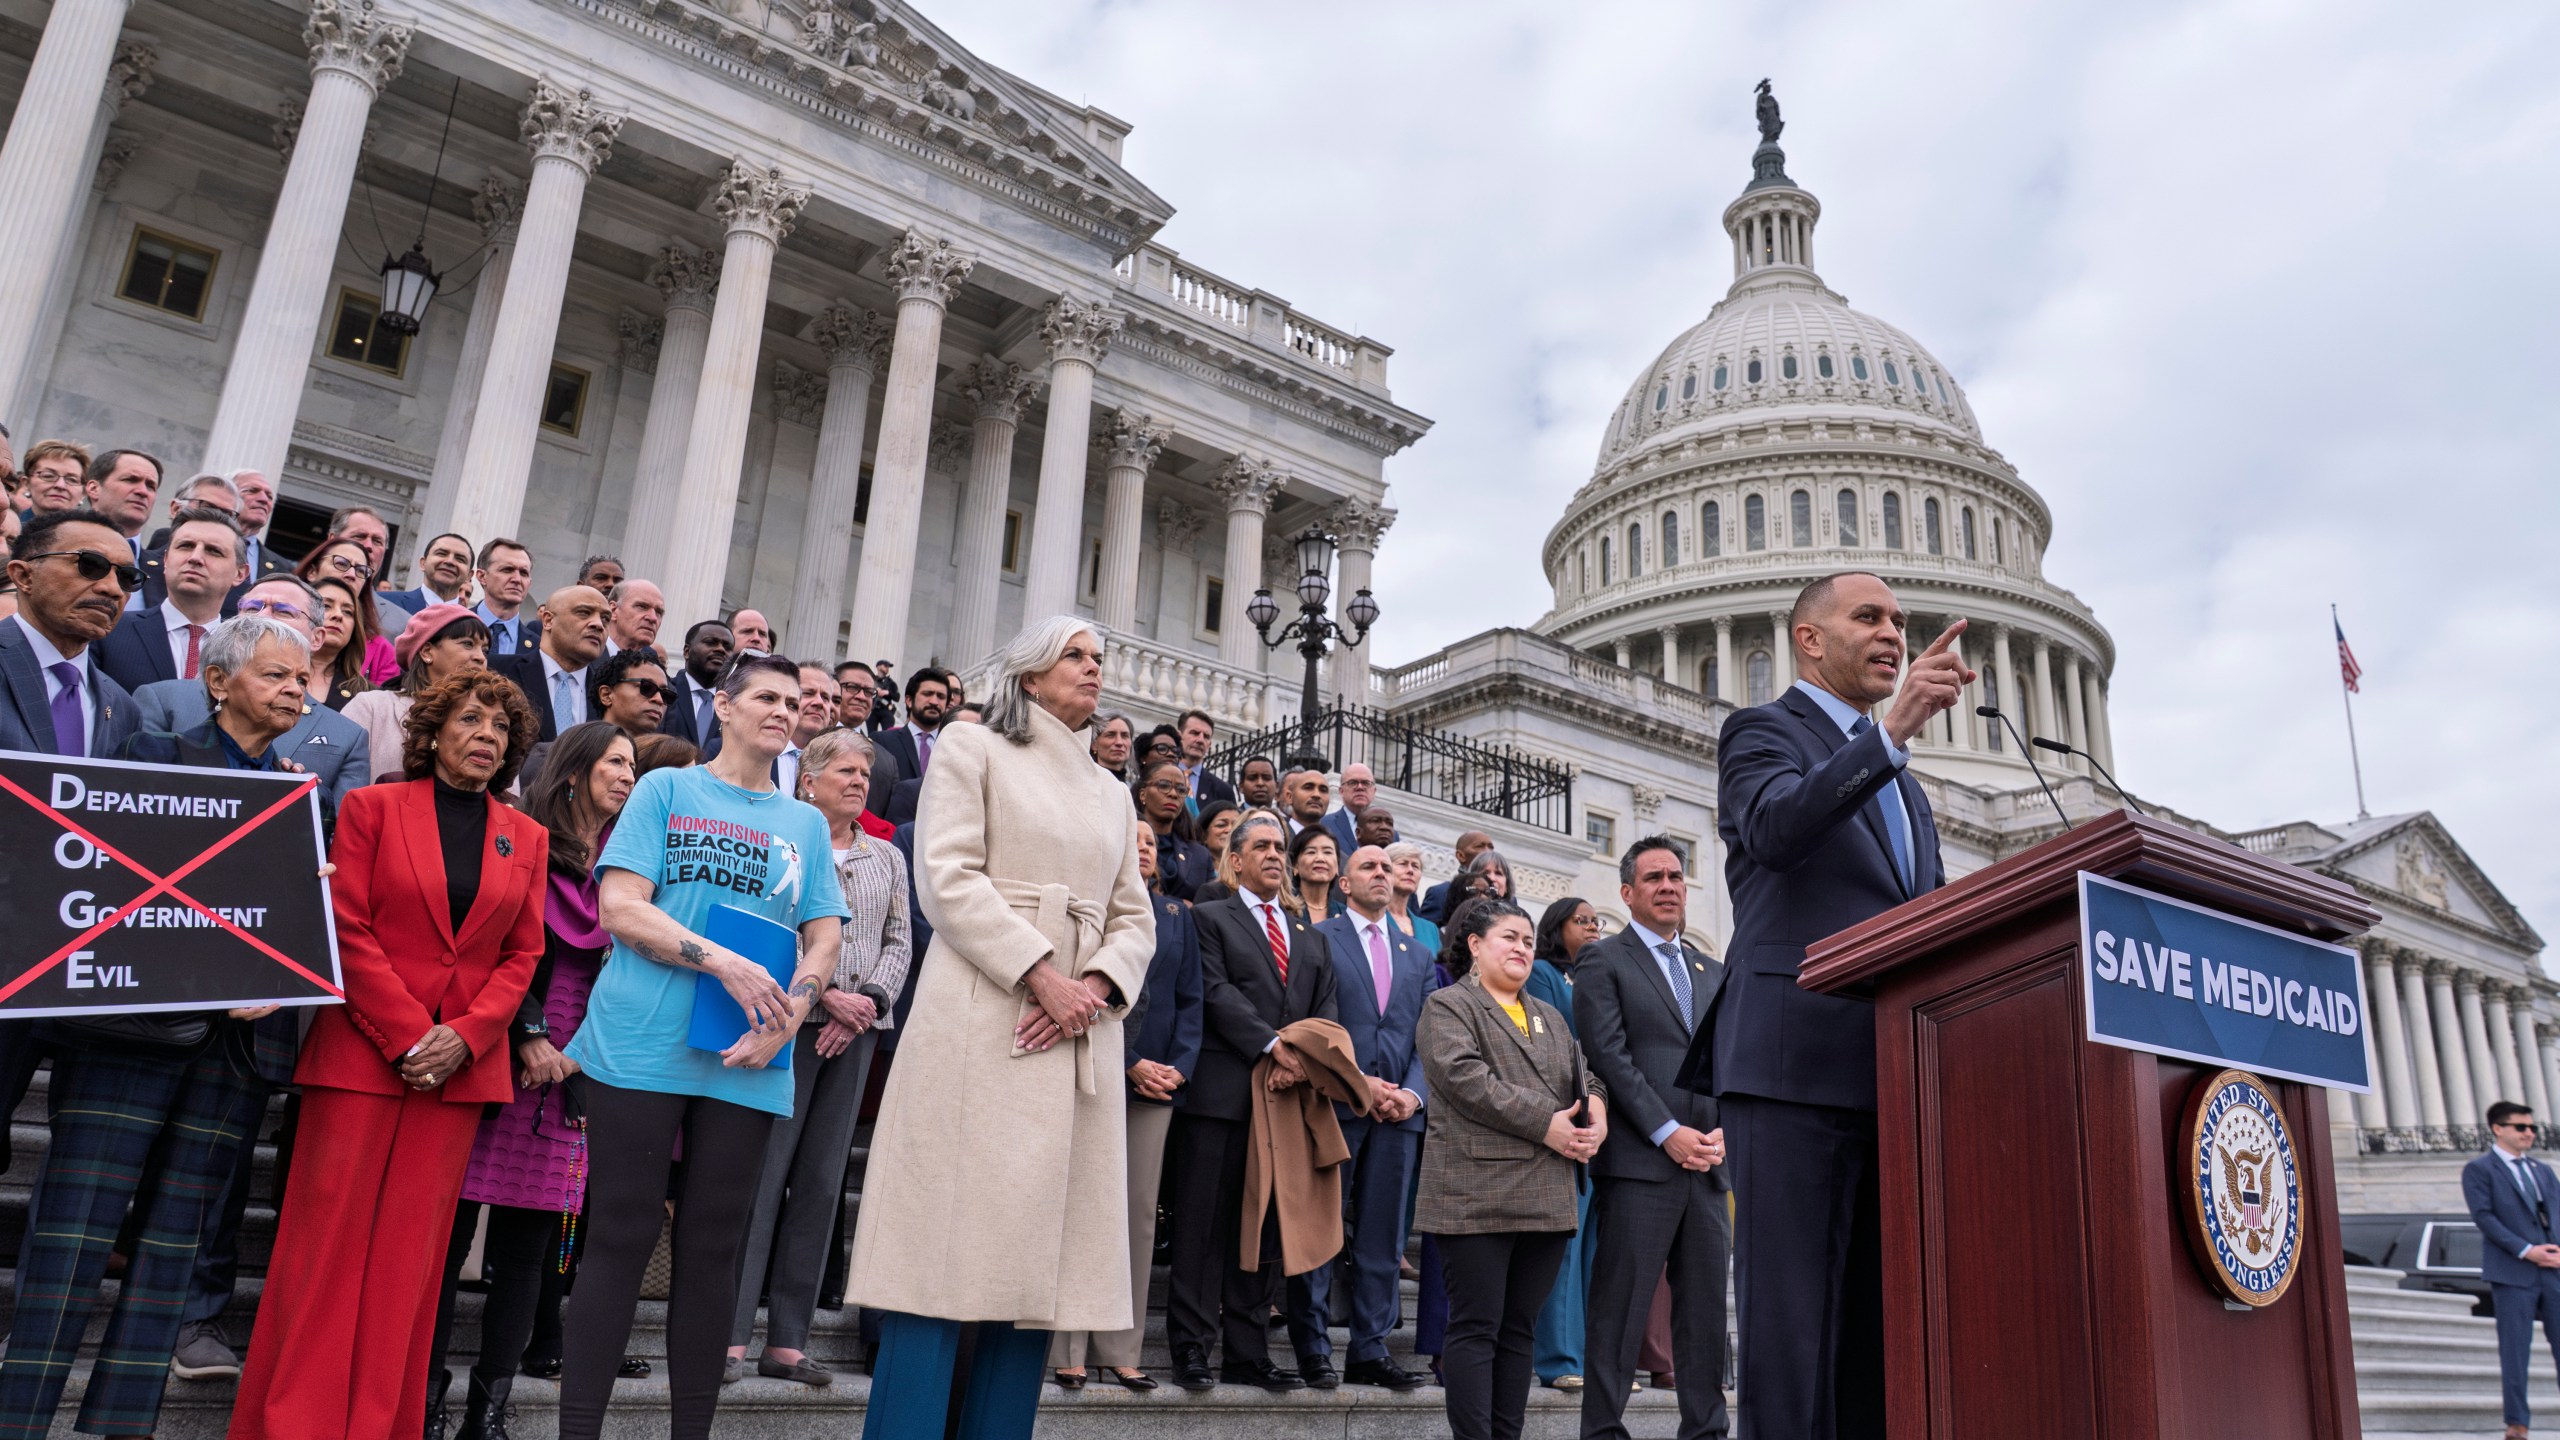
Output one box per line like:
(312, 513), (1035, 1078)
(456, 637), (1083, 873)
(2079, 871), (2372, 1092)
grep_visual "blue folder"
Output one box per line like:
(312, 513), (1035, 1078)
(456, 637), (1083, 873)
(686, 904), (799, 1070)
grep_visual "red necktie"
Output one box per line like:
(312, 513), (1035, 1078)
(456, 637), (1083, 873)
(181, 624), (202, 680)
(1262, 902), (1290, 984)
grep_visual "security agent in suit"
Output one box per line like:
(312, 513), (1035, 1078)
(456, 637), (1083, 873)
(1288, 845), (1433, 1391)
(655, 619), (734, 749)
(1166, 812), (1340, 1394)
(1576, 836), (1730, 1440)
(2465, 1100), (2560, 1438)
(0, 510), (146, 1171)
(1680, 572), (1968, 1440)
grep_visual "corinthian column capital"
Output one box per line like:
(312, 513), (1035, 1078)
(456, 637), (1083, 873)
(521, 78), (623, 175)
(961, 355), (1035, 423)
(1211, 456), (1282, 516)
(1100, 409), (1167, 472)
(710, 160), (808, 244)
(808, 305), (892, 375)
(1325, 498), (1396, 553)
(648, 244), (722, 310)
(304, 0), (410, 91)
(1156, 501), (1205, 552)
(882, 227), (974, 304)
(1042, 296), (1123, 366)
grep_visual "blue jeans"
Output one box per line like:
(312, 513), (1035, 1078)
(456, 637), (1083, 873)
(2495, 1271), (2560, 1426)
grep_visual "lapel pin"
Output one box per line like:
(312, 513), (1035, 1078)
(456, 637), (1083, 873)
(495, 835), (513, 858)
(1693, 962), (1705, 973)
(1532, 1015), (1545, 1034)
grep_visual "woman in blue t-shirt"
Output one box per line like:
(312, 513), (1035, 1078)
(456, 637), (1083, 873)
(555, 654), (850, 1440)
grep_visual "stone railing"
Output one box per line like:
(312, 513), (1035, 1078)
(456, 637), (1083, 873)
(1099, 631), (1274, 731)
(1113, 241), (1391, 395)
(1373, 626), (1725, 730)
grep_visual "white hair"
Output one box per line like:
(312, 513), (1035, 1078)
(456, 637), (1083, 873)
(199, 613), (311, 687)
(980, 615), (1104, 746)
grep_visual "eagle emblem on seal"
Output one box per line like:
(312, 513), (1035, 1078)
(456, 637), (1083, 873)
(2179, 1069), (2303, 1307)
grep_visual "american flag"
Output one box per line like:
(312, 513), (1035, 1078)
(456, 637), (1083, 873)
(2335, 617), (2363, 694)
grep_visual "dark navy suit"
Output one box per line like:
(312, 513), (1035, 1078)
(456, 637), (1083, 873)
(656, 670), (721, 750)
(131, 680), (368, 825)
(1289, 909), (1431, 1366)
(1683, 682), (1944, 1440)
(89, 605), (186, 695)
(2466, 1147), (2560, 1426)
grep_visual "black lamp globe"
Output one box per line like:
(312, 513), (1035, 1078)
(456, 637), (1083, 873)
(1345, 587), (1380, 631)
(376, 243), (441, 336)
(1245, 588), (1281, 631)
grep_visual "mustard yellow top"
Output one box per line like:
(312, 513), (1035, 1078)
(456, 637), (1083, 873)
(1500, 1000), (1529, 1033)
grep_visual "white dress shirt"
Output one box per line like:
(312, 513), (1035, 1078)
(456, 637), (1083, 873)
(159, 600), (213, 679)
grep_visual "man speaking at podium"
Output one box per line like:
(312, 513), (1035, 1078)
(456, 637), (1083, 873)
(1684, 572), (1973, 1439)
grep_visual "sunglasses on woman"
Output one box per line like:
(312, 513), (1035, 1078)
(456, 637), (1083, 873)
(23, 549), (141, 591)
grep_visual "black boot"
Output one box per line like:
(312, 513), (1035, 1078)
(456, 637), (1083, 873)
(423, 1370), (450, 1440)
(454, 1372), (515, 1440)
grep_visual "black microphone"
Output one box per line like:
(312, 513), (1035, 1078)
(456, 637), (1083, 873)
(1977, 705), (2070, 830)
(2031, 736), (2152, 818)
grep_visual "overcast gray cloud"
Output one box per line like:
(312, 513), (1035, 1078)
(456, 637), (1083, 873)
(931, 0), (2560, 939)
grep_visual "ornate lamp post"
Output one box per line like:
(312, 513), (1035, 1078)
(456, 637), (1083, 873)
(1250, 526), (1379, 733)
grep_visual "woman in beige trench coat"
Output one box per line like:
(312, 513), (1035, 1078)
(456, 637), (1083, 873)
(849, 614), (1156, 1440)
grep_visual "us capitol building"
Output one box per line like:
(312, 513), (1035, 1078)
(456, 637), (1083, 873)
(0, 0), (2540, 1211)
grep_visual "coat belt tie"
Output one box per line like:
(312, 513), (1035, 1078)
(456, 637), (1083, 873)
(993, 878), (1108, 1094)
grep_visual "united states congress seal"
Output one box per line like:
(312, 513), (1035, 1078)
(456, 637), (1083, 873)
(2178, 1068), (2303, 1307)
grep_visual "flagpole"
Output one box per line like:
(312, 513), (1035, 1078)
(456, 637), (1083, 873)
(2335, 603), (2369, 820)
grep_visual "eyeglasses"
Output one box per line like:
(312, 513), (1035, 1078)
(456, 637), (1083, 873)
(237, 598), (311, 622)
(23, 550), (141, 591)
(321, 553), (373, 579)
(617, 679), (670, 701)
(1142, 779), (1187, 794)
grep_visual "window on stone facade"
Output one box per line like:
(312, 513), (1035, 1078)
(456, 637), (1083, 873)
(119, 228), (217, 320)
(1836, 488), (1859, 546)
(1577, 551), (1587, 595)
(1851, 353), (1870, 381)
(1789, 489), (1812, 547)
(1628, 523), (1645, 578)
(1746, 357), (1764, 384)
(1961, 506), (1978, 560)
(1883, 360), (1901, 386)
(1201, 575), (1223, 634)
(1661, 510), (1679, 566)
(1744, 495), (1765, 551)
(1747, 650), (1773, 706)
(1781, 354), (1799, 380)
(1681, 371), (1697, 400)
(1700, 654), (1719, 699)
(1983, 669), (2003, 750)
(853, 465), (874, 526)
(325, 287), (409, 376)
(1586, 812), (1616, 858)
(1001, 509), (1024, 572)
(1713, 364), (1729, 391)
(1666, 836), (1695, 873)
(1924, 497), (1943, 554)
(1082, 535), (1104, 600)
(540, 364), (589, 436)
(1599, 535), (1613, 583)
(1701, 500), (1721, 557)
(1817, 352), (1835, 379)
(1654, 383), (1669, 412)
(1880, 492), (1903, 549)
(1937, 374), (1952, 405)
(1992, 517), (2005, 567)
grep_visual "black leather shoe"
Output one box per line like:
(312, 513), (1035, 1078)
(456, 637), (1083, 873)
(518, 1357), (562, 1381)
(1106, 1367), (1159, 1392)
(1343, 1357), (1426, 1392)
(1172, 1348), (1216, 1393)
(1298, 1356), (1340, 1390)
(1220, 1359), (1304, 1393)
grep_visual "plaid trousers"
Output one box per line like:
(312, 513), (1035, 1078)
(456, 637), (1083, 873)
(0, 1044), (264, 1437)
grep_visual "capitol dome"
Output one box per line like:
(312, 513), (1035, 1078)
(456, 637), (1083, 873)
(1537, 112), (2118, 790)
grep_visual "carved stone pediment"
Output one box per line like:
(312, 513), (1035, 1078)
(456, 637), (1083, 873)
(2395, 837), (2450, 911)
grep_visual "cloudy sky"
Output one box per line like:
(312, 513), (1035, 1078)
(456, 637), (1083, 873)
(935, 0), (2560, 940)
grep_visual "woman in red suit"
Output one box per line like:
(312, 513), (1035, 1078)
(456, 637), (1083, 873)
(229, 671), (548, 1440)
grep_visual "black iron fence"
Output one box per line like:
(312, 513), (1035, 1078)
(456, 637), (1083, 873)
(1205, 704), (1575, 834)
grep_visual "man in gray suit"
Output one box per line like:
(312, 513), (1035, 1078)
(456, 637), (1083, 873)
(1574, 836), (1730, 1440)
(130, 575), (369, 823)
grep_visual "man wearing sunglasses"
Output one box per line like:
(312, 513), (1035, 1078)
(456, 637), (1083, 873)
(2467, 1101), (2560, 1439)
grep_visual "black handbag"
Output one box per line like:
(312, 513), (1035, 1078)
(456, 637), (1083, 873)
(41, 1011), (214, 1059)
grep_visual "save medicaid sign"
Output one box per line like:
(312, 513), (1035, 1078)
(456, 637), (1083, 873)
(2079, 872), (2372, 1093)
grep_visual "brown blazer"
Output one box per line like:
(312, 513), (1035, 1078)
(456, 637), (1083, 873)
(1414, 975), (1606, 1236)
(1244, 1017), (1374, 1275)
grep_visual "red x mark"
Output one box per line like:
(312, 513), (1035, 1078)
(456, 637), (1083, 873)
(0, 769), (342, 1006)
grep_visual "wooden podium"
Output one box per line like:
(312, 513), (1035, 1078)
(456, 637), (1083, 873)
(1798, 811), (2377, 1439)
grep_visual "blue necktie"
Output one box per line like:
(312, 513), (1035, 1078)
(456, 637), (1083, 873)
(1657, 942), (1694, 1033)
(1850, 716), (1916, 892)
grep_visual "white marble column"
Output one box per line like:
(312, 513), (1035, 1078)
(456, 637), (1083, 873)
(0, 0), (143, 418)
(2352, 1009), (2389, 1131)
(844, 229), (972, 667)
(1020, 298), (1123, 621)
(619, 246), (719, 575)
(1211, 457), (1280, 669)
(1990, 625), (2021, 751)
(2030, 635), (2060, 748)
(2427, 963), (2477, 1134)
(1614, 638), (1634, 669)
(2516, 1001), (2552, 1120)
(1712, 617), (1735, 703)
(1769, 611), (1796, 689)
(12, 41), (153, 427)
(418, 177), (521, 542)
(1659, 625), (1682, 685)
(655, 162), (806, 635)
(198, 0), (409, 481)
(2457, 973), (2499, 1127)
(2541, 1030), (2560, 1132)
(2061, 650), (2090, 773)
(1327, 499), (1392, 699)
(2086, 672), (2115, 770)
(781, 307), (890, 661)
(447, 81), (621, 544)
(1092, 409), (1165, 636)
(2366, 949), (2420, 1130)
(2400, 957), (2450, 1137)
(2488, 985), (2529, 1108)
(947, 357), (1035, 666)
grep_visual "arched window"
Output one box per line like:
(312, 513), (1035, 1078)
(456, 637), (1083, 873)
(1712, 364), (1729, 390)
(1661, 510), (1680, 565)
(1744, 494), (1766, 550)
(1701, 499), (1722, 557)
(1627, 523), (1644, 578)
(1654, 383), (1669, 412)
(1781, 354), (1799, 380)
(1992, 517), (2005, 566)
(1746, 357), (1764, 384)
(1924, 497), (1944, 554)
(1681, 371), (1698, 400)
(1789, 489), (1812, 547)
(1982, 669), (2004, 751)
(1599, 535), (1613, 584)
(1817, 352), (1835, 379)
(1851, 354), (1869, 381)
(1746, 650), (1774, 706)
(1936, 374), (1951, 404)
(1881, 492), (1904, 549)
(1836, 488), (1860, 546)
(1701, 655), (1720, 701)
(1961, 506), (1978, 559)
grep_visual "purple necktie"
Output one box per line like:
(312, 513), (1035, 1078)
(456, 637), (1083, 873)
(1366, 922), (1394, 1016)
(47, 662), (84, 757)
(917, 728), (933, 772)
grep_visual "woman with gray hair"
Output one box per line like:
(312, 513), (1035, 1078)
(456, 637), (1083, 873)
(0, 616), (318, 1437)
(849, 615), (1157, 1440)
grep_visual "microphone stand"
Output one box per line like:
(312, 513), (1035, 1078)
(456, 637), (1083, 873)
(2030, 736), (2152, 819)
(1977, 705), (2070, 830)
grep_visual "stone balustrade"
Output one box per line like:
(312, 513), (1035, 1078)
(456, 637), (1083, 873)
(1373, 625), (1725, 729)
(1114, 240), (1392, 395)
(1100, 631), (1275, 730)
